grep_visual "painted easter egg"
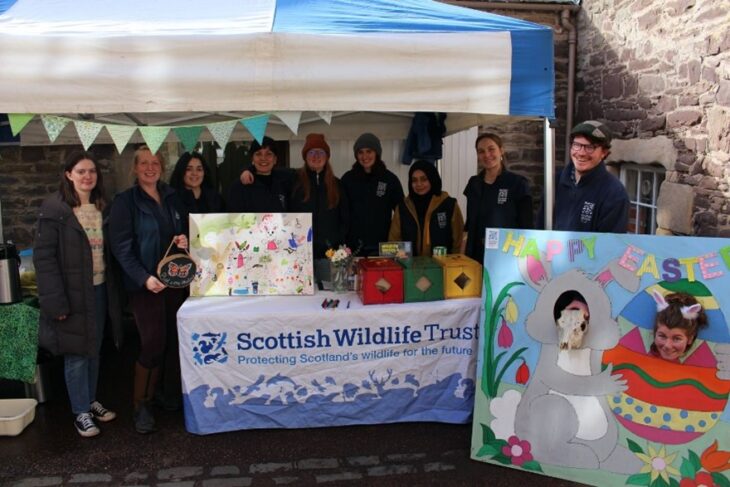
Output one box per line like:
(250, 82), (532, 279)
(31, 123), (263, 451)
(602, 279), (730, 445)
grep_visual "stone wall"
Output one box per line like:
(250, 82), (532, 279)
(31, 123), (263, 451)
(0, 145), (129, 248)
(575, 0), (730, 235)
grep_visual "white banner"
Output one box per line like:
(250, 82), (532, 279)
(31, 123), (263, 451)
(178, 293), (481, 434)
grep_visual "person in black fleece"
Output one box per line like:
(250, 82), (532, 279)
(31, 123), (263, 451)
(226, 136), (294, 212)
(169, 152), (224, 214)
(537, 120), (628, 233)
(290, 133), (349, 281)
(341, 133), (404, 256)
(463, 132), (533, 265)
(389, 160), (464, 256)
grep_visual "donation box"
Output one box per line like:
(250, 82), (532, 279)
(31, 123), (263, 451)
(433, 254), (482, 299)
(397, 256), (444, 303)
(358, 258), (404, 305)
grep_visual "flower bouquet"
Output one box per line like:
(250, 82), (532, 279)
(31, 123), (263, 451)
(325, 244), (356, 293)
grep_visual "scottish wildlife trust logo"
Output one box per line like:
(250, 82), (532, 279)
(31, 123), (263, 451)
(191, 332), (229, 365)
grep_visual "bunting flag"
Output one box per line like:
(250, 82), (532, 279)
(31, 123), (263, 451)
(173, 126), (204, 153)
(73, 120), (104, 150)
(41, 115), (70, 143)
(28, 112), (284, 151)
(106, 124), (137, 154)
(207, 120), (238, 149)
(138, 126), (170, 154)
(317, 111), (332, 125)
(8, 113), (33, 136)
(240, 114), (269, 144)
(273, 111), (302, 135)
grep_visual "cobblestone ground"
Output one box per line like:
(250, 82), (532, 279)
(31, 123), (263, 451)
(1, 342), (585, 487)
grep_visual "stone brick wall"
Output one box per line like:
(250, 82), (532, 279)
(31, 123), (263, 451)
(575, 0), (730, 236)
(0, 145), (122, 248)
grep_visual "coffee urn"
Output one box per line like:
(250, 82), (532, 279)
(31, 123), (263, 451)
(0, 242), (23, 304)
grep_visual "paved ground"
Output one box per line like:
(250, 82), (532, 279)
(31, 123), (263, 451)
(1, 336), (586, 487)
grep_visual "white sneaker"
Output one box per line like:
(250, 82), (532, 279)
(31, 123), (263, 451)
(74, 412), (100, 438)
(89, 401), (117, 422)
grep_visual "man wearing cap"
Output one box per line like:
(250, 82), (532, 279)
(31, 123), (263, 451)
(539, 120), (629, 233)
(227, 136), (294, 212)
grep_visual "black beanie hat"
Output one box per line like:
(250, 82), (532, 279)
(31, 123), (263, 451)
(249, 136), (277, 158)
(353, 133), (382, 158)
(408, 159), (442, 197)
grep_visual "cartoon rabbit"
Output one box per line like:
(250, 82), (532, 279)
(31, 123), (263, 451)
(514, 258), (643, 473)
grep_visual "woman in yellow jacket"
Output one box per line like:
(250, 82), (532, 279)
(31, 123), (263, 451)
(389, 160), (464, 256)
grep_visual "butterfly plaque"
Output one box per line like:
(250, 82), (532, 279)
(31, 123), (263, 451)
(157, 239), (196, 288)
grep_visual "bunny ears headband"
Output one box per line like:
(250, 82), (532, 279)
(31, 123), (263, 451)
(652, 290), (701, 320)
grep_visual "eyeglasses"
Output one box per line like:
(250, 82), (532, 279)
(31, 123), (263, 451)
(571, 142), (598, 154)
(307, 149), (327, 157)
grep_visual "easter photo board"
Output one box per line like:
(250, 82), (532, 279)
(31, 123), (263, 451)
(471, 229), (730, 487)
(189, 213), (314, 296)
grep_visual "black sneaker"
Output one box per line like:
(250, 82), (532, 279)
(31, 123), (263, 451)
(134, 402), (157, 434)
(89, 401), (117, 422)
(74, 412), (100, 438)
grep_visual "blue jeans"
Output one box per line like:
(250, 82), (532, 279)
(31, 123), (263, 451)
(64, 284), (107, 415)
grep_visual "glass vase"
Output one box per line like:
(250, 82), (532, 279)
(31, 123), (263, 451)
(332, 265), (349, 294)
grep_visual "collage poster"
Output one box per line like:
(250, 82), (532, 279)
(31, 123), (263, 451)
(189, 213), (314, 297)
(471, 229), (730, 487)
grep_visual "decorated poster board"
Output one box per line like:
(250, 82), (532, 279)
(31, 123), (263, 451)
(471, 229), (730, 487)
(189, 213), (314, 296)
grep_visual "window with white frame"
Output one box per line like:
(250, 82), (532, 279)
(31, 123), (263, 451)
(619, 163), (665, 235)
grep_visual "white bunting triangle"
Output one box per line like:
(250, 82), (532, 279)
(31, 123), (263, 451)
(317, 111), (333, 125)
(73, 120), (104, 150)
(106, 124), (137, 154)
(273, 111), (302, 135)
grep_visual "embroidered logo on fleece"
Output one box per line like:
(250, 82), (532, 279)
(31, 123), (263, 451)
(497, 189), (508, 205)
(580, 201), (595, 224)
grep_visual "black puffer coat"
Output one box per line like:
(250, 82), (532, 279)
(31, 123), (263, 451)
(33, 193), (123, 357)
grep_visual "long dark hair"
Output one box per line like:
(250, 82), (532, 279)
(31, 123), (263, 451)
(169, 152), (213, 191)
(59, 150), (106, 210)
(295, 161), (340, 209)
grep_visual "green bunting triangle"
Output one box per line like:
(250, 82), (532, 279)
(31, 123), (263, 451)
(106, 124), (137, 154)
(138, 126), (170, 154)
(41, 115), (71, 143)
(73, 120), (104, 150)
(8, 114), (34, 136)
(207, 120), (238, 148)
(240, 115), (270, 144)
(173, 126), (204, 153)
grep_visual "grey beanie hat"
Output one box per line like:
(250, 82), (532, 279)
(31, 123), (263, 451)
(353, 133), (382, 158)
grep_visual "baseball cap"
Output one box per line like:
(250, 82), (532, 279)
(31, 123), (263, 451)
(570, 120), (612, 147)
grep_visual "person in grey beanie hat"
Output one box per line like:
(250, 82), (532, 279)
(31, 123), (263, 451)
(353, 132), (382, 159)
(341, 132), (404, 256)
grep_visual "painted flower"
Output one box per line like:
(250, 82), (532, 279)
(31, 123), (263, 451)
(497, 319), (513, 348)
(679, 471), (715, 487)
(501, 435), (533, 466)
(515, 360), (530, 385)
(701, 440), (730, 473)
(505, 297), (518, 324)
(636, 445), (680, 484)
